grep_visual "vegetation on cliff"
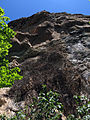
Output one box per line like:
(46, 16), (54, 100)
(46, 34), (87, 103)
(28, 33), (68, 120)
(0, 7), (90, 120)
(0, 7), (22, 88)
(0, 85), (90, 120)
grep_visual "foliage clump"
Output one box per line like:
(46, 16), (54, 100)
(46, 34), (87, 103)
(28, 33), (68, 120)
(29, 85), (63, 120)
(0, 85), (63, 120)
(0, 7), (22, 88)
(0, 85), (90, 120)
(67, 95), (90, 120)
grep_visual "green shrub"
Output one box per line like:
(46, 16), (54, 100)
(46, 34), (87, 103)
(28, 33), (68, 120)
(67, 95), (90, 120)
(29, 85), (63, 120)
(0, 85), (63, 120)
(0, 7), (23, 88)
(0, 85), (89, 120)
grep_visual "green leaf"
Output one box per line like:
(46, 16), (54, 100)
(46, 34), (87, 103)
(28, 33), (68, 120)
(0, 7), (23, 88)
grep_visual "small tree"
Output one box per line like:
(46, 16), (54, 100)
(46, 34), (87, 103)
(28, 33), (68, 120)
(0, 7), (22, 88)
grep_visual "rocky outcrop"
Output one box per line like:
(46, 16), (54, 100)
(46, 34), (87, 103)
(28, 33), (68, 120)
(0, 87), (25, 117)
(8, 11), (90, 115)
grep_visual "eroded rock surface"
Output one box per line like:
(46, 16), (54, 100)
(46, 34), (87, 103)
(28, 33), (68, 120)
(0, 87), (25, 117)
(7, 11), (90, 115)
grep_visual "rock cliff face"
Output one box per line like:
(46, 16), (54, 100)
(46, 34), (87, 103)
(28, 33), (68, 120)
(8, 11), (90, 115)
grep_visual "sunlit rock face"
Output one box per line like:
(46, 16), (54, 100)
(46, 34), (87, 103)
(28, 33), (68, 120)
(8, 11), (90, 115)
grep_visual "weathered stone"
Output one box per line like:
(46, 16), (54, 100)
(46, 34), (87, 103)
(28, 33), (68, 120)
(7, 11), (90, 116)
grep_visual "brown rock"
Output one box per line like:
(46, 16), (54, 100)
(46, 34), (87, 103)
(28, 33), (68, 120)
(7, 11), (90, 116)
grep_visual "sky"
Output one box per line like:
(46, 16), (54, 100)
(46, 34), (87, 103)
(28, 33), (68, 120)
(0, 0), (90, 21)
